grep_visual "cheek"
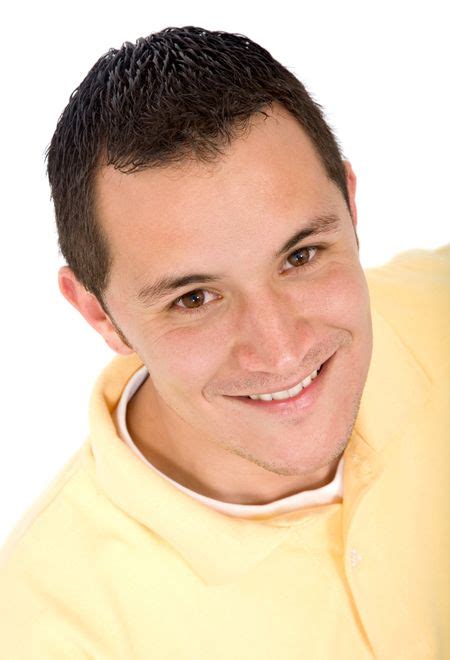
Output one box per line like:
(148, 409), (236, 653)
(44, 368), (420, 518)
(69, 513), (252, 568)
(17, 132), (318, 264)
(319, 264), (373, 377)
(142, 323), (227, 395)
(311, 263), (370, 329)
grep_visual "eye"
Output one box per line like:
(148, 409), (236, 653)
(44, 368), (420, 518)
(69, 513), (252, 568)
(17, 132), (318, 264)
(170, 289), (219, 315)
(283, 246), (318, 271)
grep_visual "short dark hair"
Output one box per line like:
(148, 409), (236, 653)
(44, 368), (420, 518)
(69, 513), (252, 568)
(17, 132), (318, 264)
(46, 26), (351, 308)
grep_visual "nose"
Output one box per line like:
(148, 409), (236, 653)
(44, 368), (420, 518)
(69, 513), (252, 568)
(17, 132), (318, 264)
(231, 288), (314, 374)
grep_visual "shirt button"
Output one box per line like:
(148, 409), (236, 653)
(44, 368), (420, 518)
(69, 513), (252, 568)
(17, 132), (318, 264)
(350, 548), (363, 568)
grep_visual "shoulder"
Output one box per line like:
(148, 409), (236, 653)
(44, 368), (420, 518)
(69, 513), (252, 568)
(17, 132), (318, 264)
(365, 243), (450, 298)
(0, 444), (101, 642)
(364, 244), (450, 374)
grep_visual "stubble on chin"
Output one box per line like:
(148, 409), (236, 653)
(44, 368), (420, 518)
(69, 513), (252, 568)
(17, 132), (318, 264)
(228, 390), (363, 479)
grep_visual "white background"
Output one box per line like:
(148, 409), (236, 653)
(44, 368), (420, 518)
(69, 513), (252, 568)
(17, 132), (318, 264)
(1, 0), (448, 545)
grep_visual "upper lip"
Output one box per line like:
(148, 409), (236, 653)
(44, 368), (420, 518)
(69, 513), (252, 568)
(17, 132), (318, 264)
(230, 357), (330, 397)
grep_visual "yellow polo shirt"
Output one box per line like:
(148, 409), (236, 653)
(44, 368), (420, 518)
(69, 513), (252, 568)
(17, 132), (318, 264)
(1, 245), (449, 659)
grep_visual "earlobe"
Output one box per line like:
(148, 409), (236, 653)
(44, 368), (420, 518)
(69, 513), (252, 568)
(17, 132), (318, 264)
(57, 266), (134, 356)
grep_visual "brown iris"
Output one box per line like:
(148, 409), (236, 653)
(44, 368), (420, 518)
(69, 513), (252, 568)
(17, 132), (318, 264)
(179, 290), (205, 309)
(287, 247), (311, 267)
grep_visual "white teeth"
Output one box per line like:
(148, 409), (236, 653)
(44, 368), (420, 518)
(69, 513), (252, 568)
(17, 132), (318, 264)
(248, 367), (320, 401)
(286, 381), (303, 398)
(272, 390), (292, 400)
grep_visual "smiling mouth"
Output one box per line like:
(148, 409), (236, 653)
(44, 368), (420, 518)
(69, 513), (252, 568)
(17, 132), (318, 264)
(226, 354), (333, 407)
(244, 363), (324, 401)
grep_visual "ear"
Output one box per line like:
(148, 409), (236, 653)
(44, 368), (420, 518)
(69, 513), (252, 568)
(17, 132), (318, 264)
(58, 266), (134, 355)
(343, 160), (358, 229)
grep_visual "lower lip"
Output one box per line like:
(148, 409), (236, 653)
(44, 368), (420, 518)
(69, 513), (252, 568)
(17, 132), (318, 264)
(227, 354), (334, 415)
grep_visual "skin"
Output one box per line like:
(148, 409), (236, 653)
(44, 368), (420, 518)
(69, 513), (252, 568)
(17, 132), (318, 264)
(59, 102), (373, 505)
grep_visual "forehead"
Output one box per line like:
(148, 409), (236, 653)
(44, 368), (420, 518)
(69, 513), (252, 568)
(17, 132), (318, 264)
(93, 104), (340, 284)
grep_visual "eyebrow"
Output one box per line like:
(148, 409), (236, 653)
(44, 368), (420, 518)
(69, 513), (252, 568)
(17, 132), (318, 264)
(136, 213), (340, 307)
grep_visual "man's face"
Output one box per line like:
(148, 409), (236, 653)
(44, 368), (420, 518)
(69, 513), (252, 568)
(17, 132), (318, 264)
(95, 103), (372, 481)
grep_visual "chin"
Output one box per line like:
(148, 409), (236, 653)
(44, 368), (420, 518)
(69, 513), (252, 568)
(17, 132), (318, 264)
(249, 402), (360, 478)
(229, 429), (348, 478)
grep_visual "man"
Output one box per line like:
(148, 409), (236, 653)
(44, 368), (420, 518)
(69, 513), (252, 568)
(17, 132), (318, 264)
(0, 26), (448, 658)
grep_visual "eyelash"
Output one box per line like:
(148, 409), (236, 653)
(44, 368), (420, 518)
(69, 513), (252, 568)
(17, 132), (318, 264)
(168, 245), (324, 316)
